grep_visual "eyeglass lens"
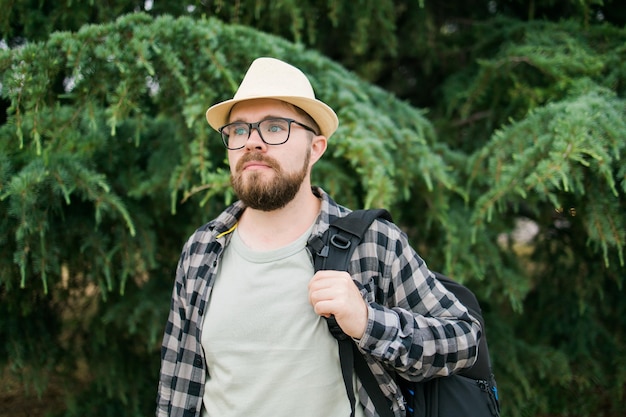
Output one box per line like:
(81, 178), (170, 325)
(221, 118), (292, 149)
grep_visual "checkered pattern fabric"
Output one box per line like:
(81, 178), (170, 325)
(156, 187), (481, 417)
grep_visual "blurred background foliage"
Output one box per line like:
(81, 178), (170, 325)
(0, 1), (624, 416)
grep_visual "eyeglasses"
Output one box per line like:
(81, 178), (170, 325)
(219, 117), (317, 150)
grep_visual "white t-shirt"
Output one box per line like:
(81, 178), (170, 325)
(201, 225), (364, 417)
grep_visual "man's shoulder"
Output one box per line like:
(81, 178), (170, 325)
(313, 186), (404, 239)
(311, 186), (351, 235)
(183, 201), (245, 249)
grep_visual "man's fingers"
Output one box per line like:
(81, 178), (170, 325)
(308, 270), (368, 339)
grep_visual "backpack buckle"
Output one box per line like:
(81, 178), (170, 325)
(330, 234), (351, 250)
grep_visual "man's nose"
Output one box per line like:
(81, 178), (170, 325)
(244, 126), (266, 150)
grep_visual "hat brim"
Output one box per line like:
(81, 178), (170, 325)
(206, 95), (338, 139)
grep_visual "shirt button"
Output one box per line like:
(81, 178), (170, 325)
(194, 357), (203, 367)
(198, 308), (204, 316)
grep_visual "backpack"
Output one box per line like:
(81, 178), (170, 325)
(307, 209), (501, 417)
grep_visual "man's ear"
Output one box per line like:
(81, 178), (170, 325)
(309, 135), (327, 166)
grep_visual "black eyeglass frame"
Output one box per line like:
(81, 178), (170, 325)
(218, 117), (318, 150)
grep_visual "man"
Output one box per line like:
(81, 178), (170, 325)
(156, 57), (481, 417)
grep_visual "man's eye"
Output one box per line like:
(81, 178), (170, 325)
(233, 126), (248, 136)
(265, 120), (288, 133)
(268, 124), (283, 133)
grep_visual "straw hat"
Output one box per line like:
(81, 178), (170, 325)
(205, 57), (339, 138)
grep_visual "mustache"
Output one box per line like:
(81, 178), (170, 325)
(235, 153), (280, 172)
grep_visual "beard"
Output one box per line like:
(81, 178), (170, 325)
(231, 149), (310, 211)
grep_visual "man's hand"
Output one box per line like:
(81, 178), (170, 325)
(308, 270), (368, 339)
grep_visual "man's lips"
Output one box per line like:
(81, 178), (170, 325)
(242, 161), (271, 170)
(236, 154), (279, 173)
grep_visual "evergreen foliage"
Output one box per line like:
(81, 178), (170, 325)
(0, 12), (445, 417)
(1, 2), (625, 417)
(436, 16), (626, 417)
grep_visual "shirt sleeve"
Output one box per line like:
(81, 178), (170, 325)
(156, 251), (188, 416)
(353, 219), (482, 381)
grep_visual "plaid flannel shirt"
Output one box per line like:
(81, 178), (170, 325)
(156, 187), (481, 417)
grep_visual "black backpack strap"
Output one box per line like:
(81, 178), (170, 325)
(336, 333), (357, 417)
(353, 344), (395, 417)
(308, 209), (394, 417)
(314, 209), (392, 271)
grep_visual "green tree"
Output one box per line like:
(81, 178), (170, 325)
(1, 2), (625, 417)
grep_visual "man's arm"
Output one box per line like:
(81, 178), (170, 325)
(156, 255), (187, 417)
(351, 220), (481, 380)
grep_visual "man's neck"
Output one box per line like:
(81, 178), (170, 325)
(236, 186), (321, 251)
